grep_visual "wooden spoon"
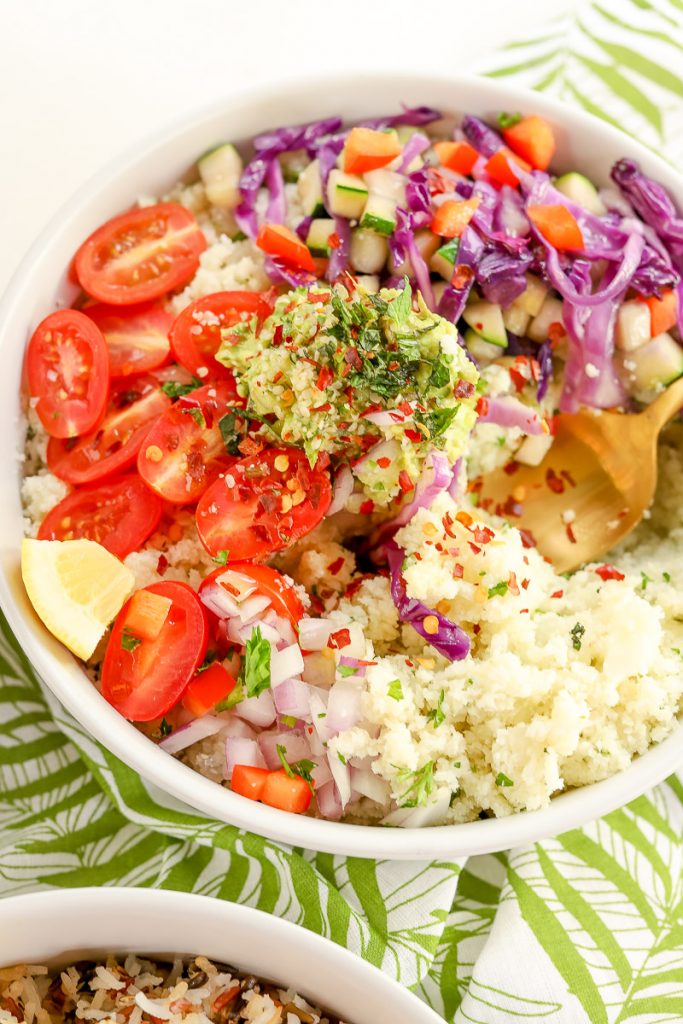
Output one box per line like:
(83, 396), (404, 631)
(477, 376), (683, 573)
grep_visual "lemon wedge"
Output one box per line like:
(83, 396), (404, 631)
(21, 538), (135, 661)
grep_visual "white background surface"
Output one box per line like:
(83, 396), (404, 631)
(0, 0), (577, 294)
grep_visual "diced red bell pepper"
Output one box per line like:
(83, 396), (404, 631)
(485, 148), (531, 188)
(261, 769), (313, 813)
(433, 140), (479, 176)
(231, 765), (270, 801)
(256, 223), (316, 273)
(527, 204), (584, 252)
(642, 288), (678, 336)
(343, 127), (401, 174)
(182, 661), (236, 717)
(503, 116), (556, 171)
(431, 198), (480, 238)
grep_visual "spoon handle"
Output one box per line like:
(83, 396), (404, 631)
(640, 374), (683, 434)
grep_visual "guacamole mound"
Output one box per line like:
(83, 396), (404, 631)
(217, 283), (480, 506)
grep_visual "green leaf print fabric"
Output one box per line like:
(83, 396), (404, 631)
(1, 3), (683, 1021)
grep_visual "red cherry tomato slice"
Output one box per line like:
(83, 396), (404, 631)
(261, 769), (313, 813)
(169, 291), (273, 382)
(26, 309), (110, 439)
(84, 301), (173, 378)
(47, 376), (171, 485)
(137, 381), (241, 504)
(74, 203), (207, 305)
(196, 447), (331, 562)
(200, 562), (304, 629)
(37, 474), (163, 559)
(101, 581), (209, 721)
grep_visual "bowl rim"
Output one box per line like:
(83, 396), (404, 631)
(2, 69), (682, 860)
(0, 887), (444, 1023)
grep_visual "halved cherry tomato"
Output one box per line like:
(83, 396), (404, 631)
(433, 140), (479, 176)
(485, 148), (531, 188)
(231, 765), (270, 801)
(195, 447), (332, 561)
(503, 115), (556, 172)
(26, 309), (109, 438)
(256, 223), (316, 273)
(102, 581), (209, 721)
(37, 473), (162, 559)
(169, 291), (273, 382)
(527, 204), (584, 252)
(74, 203), (207, 305)
(137, 381), (240, 504)
(431, 198), (480, 238)
(85, 301), (173, 377)
(200, 562), (304, 629)
(343, 126), (401, 174)
(47, 376), (171, 485)
(262, 770), (312, 813)
(642, 288), (678, 336)
(182, 660), (236, 717)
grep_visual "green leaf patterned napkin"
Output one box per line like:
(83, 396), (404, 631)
(2, 3), (683, 1021)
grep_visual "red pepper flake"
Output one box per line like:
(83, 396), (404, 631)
(405, 659), (414, 668)
(398, 400), (413, 417)
(404, 427), (423, 443)
(374, 456), (390, 469)
(387, 360), (401, 371)
(546, 468), (565, 494)
(344, 347), (363, 371)
(414, 551), (423, 561)
(328, 233), (341, 249)
(308, 290), (331, 303)
(521, 578), (530, 590)
(551, 590), (564, 599)
(156, 554), (168, 576)
(453, 563), (464, 579)
(312, 402), (332, 413)
(451, 265), (475, 289)
(328, 628), (351, 650)
(454, 379), (475, 399)
(442, 511), (456, 538)
(561, 469), (577, 488)
(273, 370), (283, 384)
(473, 525), (495, 545)
(566, 522), (577, 544)
(238, 437), (264, 456)
(272, 324), (284, 346)
(548, 321), (566, 348)
(359, 499), (375, 515)
(300, 356), (320, 369)
(503, 460), (520, 476)
(469, 542), (481, 555)
(327, 556), (346, 576)
(520, 608), (529, 614)
(475, 396), (489, 417)
(212, 987), (241, 1013)
(399, 470), (414, 494)
(508, 571), (520, 596)
(473, 623), (481, 635)
(455, 510), (473, 527)
(595, 563), (625, 582)
(509, 367), (528, 393)
(345, 386), (355, 405)
(519, 529), (536, 549)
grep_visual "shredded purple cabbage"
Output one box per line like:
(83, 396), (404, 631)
(611, 158), (683, 271)
(263, 257), (316, 290)
(477, 395), (547, 434)
(536, 341), (553, 402)
(397, 132), (430, 173)
(362, 105), (442, 130)
(477, 245), (532, 307)
(461, 115), (503, 158)
(385, 540), (470, 661)
(265, 159), (286, 223)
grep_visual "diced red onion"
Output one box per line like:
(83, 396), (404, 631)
(273, 677), (311, 718)
(258, 730), (312, 770)
(159, 716), (225, 755)
(236, 593), (272, 624)
(338, 655), (368, 677)
(382, 788), (451, 827)
(311, 758), (332, 789)
(325, 679), (363, 735)
(227, 618), (281, 647)
(200, 583), (240, 620)
(477, 395), (547, 435)
(234, 690), (276, 729)
(225, 736), (264, 778)
(302, 651), (336, 687)
(270, 643), (305, 687)
(298, 617), (335, 651)
(316, 779), (343, 820)
(309, 690), (332, 745)
(328, 746), (352, 809)
(268, 612), (297, 647)
(215, 570), (258, 601)
(361, 407), (409, 427)
(327, 464), (354, 516)
(351, 767), (391, 806)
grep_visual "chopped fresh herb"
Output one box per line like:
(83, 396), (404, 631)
(338, 664), (359, 678)
(213, 550), (229, 565)
(488, 581), (509, 599)
(427, 352), (452, 390)
(277, 744), (316, 790)
(183, 406), (206, 429)
(317, 712), (326, 719)
(640, 571), (652, 590)
(218, 411), (246, 455)
(215, 678), (244, 711)
(160, 377), (203, 399)
(570, 622), (585, 651)
(337, 751), (347, 765)
(397, 761), (435, 808)
(672, 647), (682, 658)
(160, 717), (172, 737)
(663, 571), (671, 583)
(243, 626), (271, 697)
(121, 628), (141, 652)
(427, 689), (446, 728)
(465, 678), (474, 688)
(495, 772), (514, 787)
(497, 111), (522, 129)
(387, 278), (412, 324)
(415, 406), (458, 440)
(496, 435), (506, 447)
(196, 651), (217, 673)
(453, 761), (461, 769)
(280, 714), (297, 728)
(387, 678), (404, 701)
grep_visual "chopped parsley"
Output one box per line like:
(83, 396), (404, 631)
(663, 571), (671, 583)
(196, 651), (218, 673)
(160, 717), (172, 737)
(640, 572), (652, 591)
(570, 622), (585, 651)
(338, 664), (360, 678)
(337, 751), (347, 765)
(415, 406), (458, 440)
(387, 278), (413, 324)
(280, 714), (297, 728)
(121, 628), (141, 652)
(488, 581), (509, 599)
(397, 761), (435, 808)
(183, 406), (206, 429)
(495, 772), (514, 787)
(213, 550), (229, 565)
(160, 376), (203, 399)
(215, 678), (245, 711)
(427, 689), (446, 728)
(218, 411), (246, 455)
(497, 111), (522, 129)
(387, 679), (404, 701)
(276, 744), (316, 791)
(243, 626), (271, 697)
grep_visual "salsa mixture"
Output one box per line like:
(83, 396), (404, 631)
(20, 106), (683, 826)
(0, 956), (344, 1024)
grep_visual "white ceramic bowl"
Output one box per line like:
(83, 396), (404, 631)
(0, 887), (442, 1023)
(1, 72), (682, 860)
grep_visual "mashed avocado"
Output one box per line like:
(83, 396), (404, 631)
(217, 283), (479, 506)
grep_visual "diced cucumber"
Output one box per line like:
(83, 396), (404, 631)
(615, 300), (651, 352)
(618, 332), (683, 396)
(360, 194), (398, 236)
(463, 328), (504, 363)
(516, 274), (549, 317)
(353, 274), (381, 293)
(198, 143), (243, 209)
(306, 218), (336, 256)
(527, 296), (564, 343)
(463, 300), (507, 347)
(297, 159), (325, 217)
(516, 433), (554, 466)
(349, 228), (389, 274)
(389, 229), (440, 275)
(555, 172), (606, 216)
(503, 303), (531, 337)
(429, 238), (460, 281)
(279, 149), (309, 183)
(327, 169), (368, 219)
(363, 169), (406, 204)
